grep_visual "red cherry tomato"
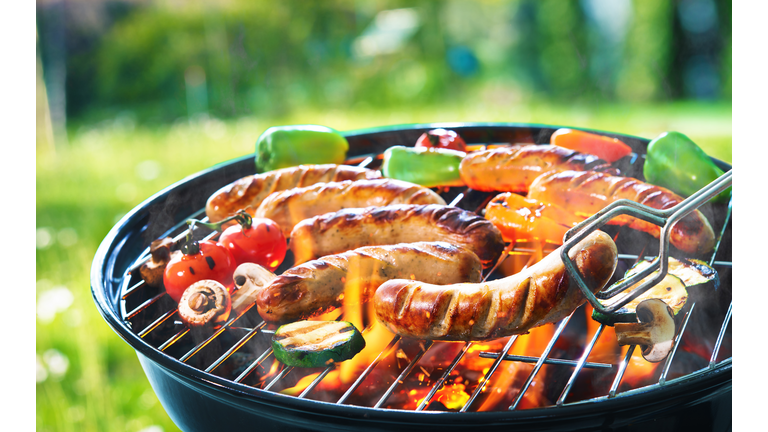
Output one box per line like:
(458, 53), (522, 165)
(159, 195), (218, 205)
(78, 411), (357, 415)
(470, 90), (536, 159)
(163, 240), (236, 303)
(415, 128), (467, 152)
(218, 217), (287, 271)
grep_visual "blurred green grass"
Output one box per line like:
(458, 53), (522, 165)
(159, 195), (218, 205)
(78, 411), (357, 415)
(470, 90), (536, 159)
(36, 101), (731, 432)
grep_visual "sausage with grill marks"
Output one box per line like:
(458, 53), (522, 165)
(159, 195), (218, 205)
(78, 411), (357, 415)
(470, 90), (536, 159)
(373, 231), (618, 341)
(205, 164), (381, 224)
(256, 241), (482, 324)
(289, 204), (505, 268)
(527, 170), (715, 255)
(255, 179), (447, 238)
(459, 144), (608, 193)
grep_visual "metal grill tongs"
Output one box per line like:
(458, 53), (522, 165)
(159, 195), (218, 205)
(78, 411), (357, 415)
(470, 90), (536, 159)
(561, 169), (732, 316)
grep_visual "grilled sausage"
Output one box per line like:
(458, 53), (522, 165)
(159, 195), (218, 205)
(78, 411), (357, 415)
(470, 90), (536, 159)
(256, 242), (483, 323)
(289, 204), (506, 268)
(373, 231), (617, 341)
(527, 170), (715, 255)
(255, 179), (447, 238)
(459, 144), (607, 193)
(205, 164), (381, 223)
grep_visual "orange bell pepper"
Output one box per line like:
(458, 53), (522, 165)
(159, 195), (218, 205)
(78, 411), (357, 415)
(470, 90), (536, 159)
(550, 128), (632, 163)
(484, 192), (583, 244)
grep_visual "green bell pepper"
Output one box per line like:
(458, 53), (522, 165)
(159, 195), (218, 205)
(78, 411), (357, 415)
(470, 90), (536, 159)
(381, 145), (465, 188)
(643, 131), (731, 204)
(254, 125), (349, 172)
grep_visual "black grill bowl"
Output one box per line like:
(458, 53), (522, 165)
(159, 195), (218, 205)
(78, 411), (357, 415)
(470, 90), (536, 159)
(91, 123), (732, 432)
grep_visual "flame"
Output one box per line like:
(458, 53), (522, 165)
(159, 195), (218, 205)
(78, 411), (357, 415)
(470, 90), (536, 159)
(476, 324), (555, 411)
(619, 347), (660, 389)
(342, 255), (364, 333)
(266, 359), (281, 376)
(280, 372), (323, 396)
(583, 305), (660, 391)
(261, 217), (705, 410)
(339, 257), (394, 384)
(252, 358), (283, 388)
(279, 261), (397, 399)
(584, 305), (623, 364)
(433, 383), (471, 409)
(468, 247), (551, 411)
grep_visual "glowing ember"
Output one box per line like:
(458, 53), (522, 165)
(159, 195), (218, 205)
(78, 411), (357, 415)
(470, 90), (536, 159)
(244, 221), (725, 412)
(432, 383), (470, 410)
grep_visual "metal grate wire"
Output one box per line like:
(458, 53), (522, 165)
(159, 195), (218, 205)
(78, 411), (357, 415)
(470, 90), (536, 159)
(119, 143), (733, 413)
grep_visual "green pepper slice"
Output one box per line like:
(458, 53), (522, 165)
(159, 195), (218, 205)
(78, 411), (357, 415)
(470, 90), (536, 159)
(381, 145), (465, 188)
(255, 125), (349, 172)
(643, 131), (731, 204)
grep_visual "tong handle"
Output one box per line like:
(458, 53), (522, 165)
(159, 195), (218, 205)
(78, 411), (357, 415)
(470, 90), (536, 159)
(561, 169), (732, 315)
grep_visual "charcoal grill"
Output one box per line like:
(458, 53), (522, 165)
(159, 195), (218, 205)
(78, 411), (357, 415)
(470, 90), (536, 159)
(91, 123), (732, 431)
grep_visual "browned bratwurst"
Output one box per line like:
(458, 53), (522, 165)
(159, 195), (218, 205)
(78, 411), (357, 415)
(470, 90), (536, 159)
(289, 204), (505, 268)
(459, 144), (607, 193)
(374, 230), (617, 341)
(255, 179), (446, 238)
(256, 242), (482, 324)
(205, 164), (381, 223)
(527, 170), (715, 255)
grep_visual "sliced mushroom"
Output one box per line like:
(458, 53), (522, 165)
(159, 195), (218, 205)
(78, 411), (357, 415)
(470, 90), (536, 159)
(139, 237), (179, 288)
(231, 263), (277, 315)
(178, 280), (231, 327)
(614, 298), (676, 362)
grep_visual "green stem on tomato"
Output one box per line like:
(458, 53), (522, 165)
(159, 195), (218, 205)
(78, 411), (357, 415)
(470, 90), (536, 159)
(182, 220), (201, 255)
(183, 210), (253, 255)
(428, 132), (440, 147)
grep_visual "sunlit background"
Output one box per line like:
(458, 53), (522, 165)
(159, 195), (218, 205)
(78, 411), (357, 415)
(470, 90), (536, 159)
(36, 1), (731, 431)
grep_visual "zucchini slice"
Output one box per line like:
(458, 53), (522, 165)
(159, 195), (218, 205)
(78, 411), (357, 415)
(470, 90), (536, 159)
(592, 257), (718, 326)
(272, 320), (366, 368)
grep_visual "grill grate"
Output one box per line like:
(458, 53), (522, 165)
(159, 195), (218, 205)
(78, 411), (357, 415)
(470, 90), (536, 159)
(119, 141), (733, 413)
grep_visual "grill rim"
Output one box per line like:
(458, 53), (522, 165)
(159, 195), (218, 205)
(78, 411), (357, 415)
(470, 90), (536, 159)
(91, 122), (732, 427)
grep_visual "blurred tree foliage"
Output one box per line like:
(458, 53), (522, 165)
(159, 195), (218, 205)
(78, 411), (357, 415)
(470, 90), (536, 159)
(616, 0), (673, 101)
(36, 0), (732, 125)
